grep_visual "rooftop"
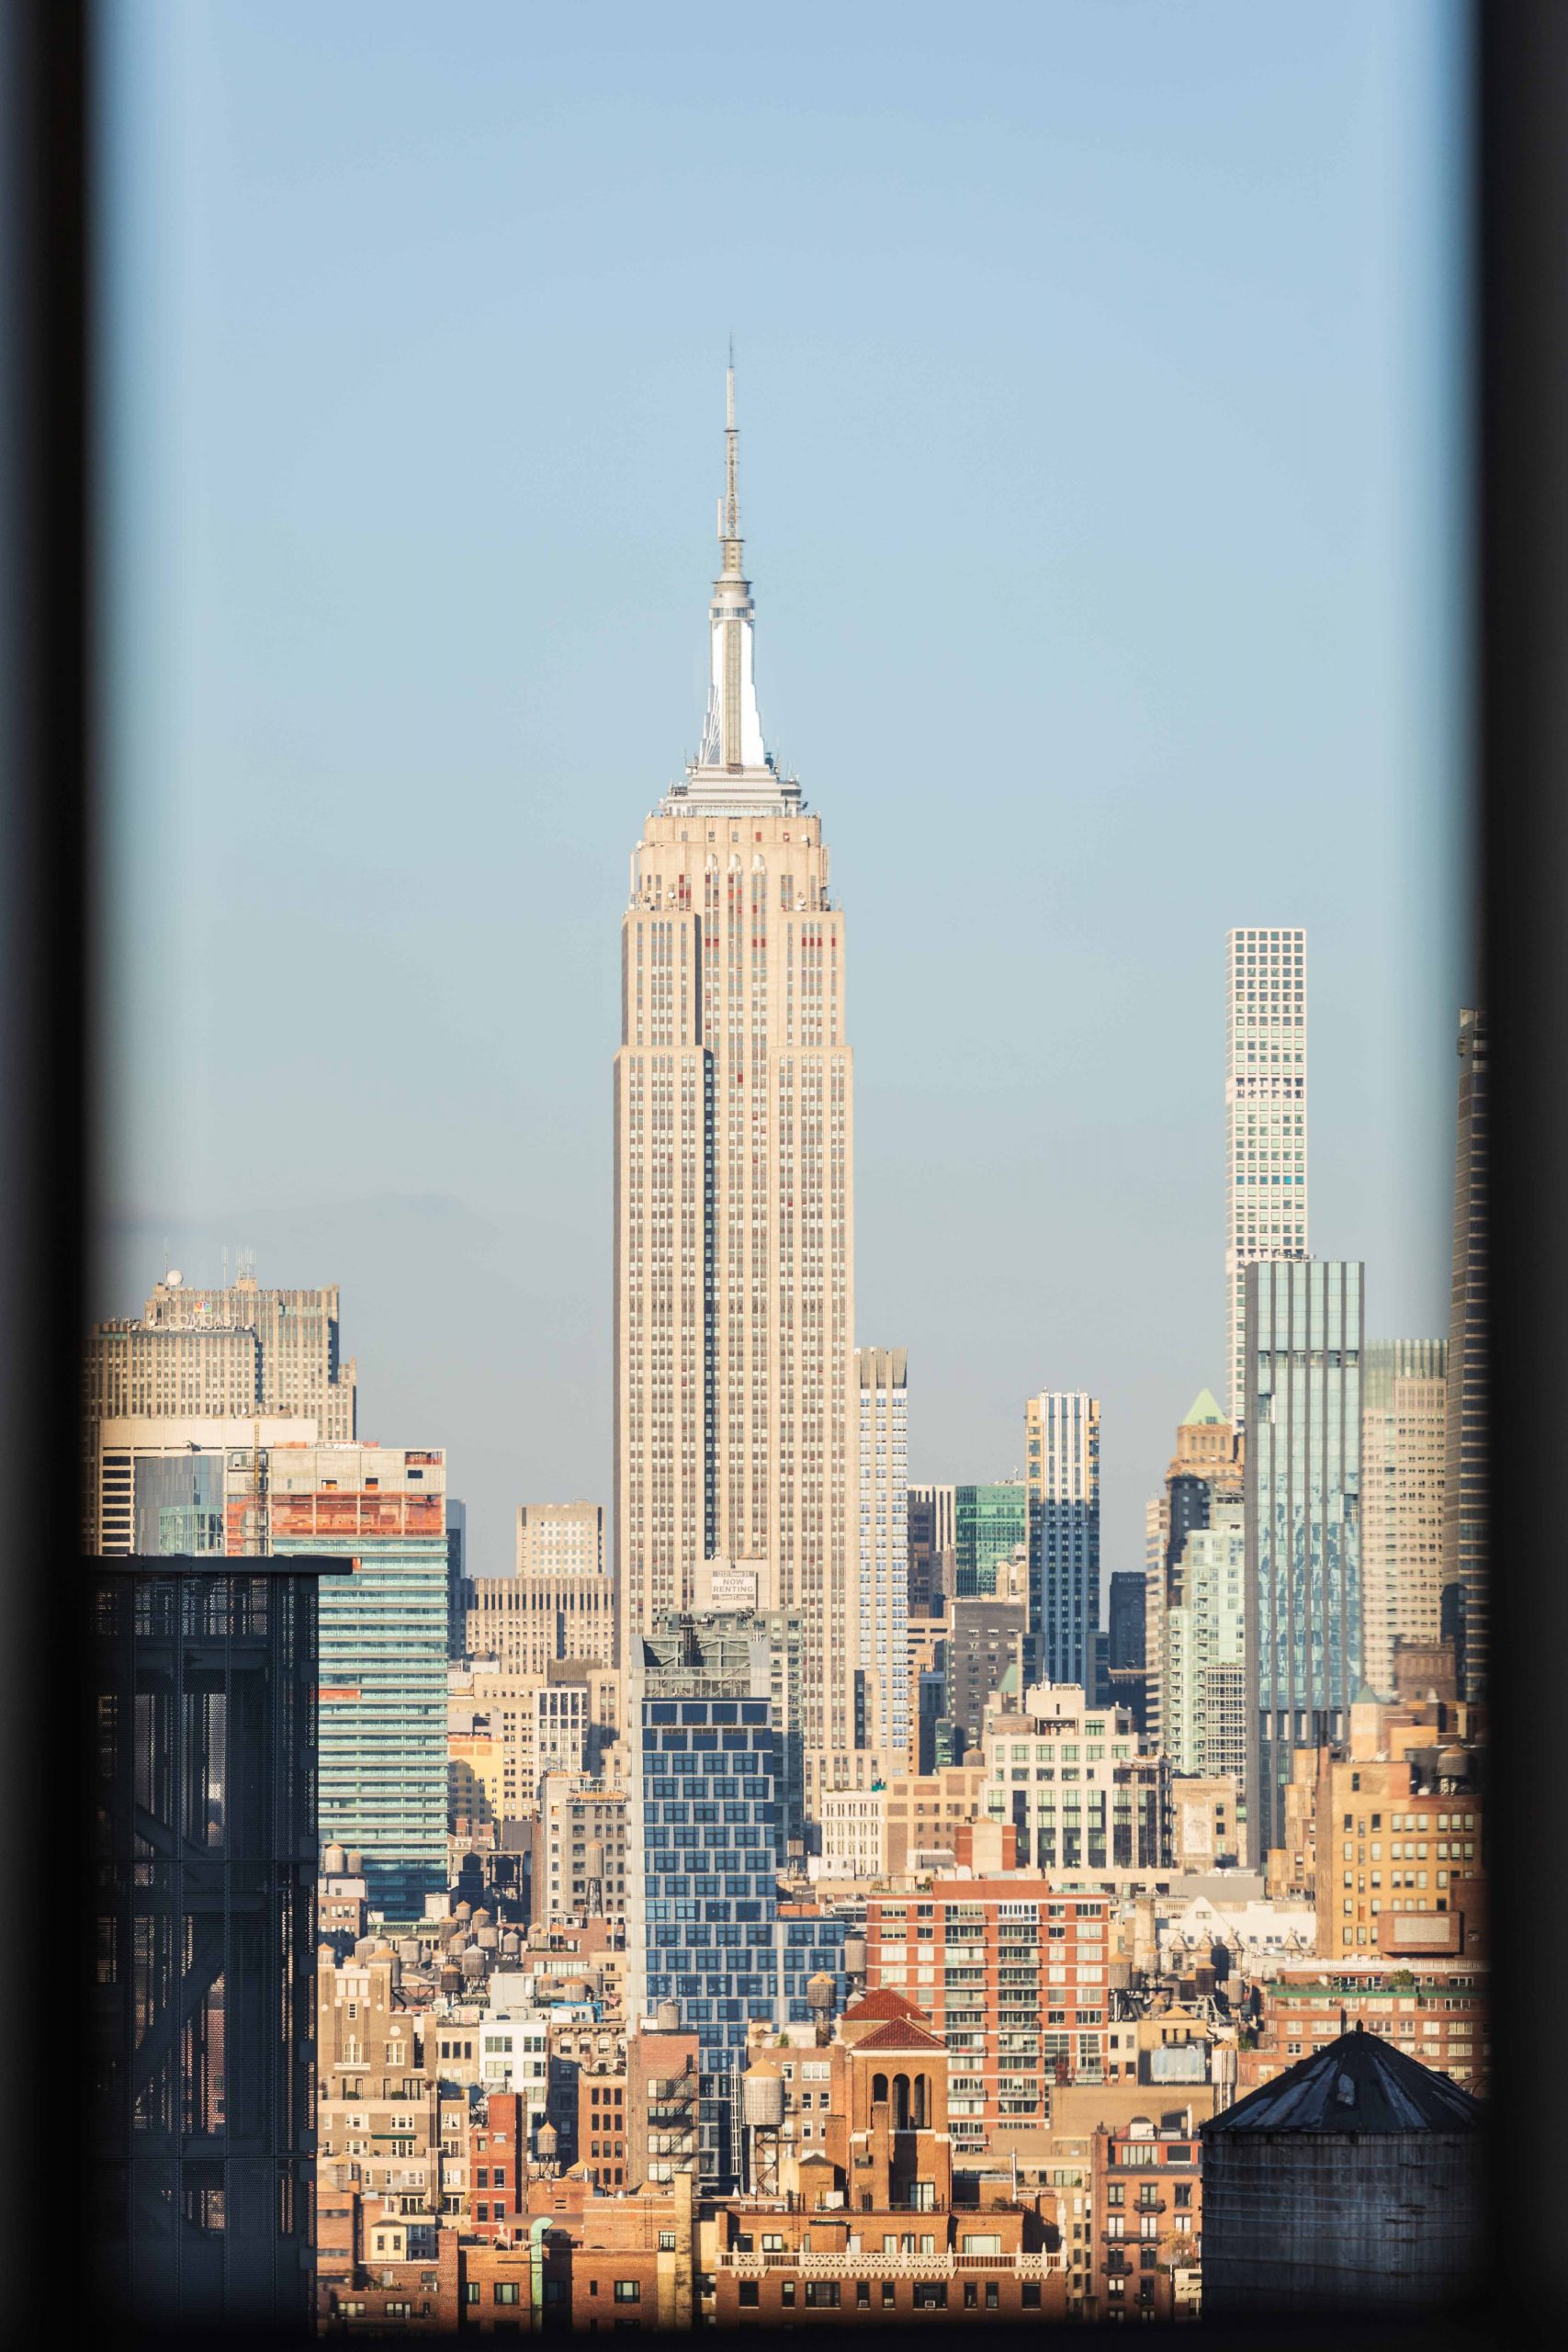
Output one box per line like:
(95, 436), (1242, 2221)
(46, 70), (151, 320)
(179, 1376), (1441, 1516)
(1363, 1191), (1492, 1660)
(1203, 2028), (1483, 2135)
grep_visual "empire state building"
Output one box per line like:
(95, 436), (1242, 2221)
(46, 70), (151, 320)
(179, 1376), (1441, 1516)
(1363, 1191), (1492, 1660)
(614, 370), (859, 1794)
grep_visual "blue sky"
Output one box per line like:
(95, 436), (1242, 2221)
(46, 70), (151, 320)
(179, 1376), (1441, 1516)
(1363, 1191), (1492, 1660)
(98, 1), (1469, 1579)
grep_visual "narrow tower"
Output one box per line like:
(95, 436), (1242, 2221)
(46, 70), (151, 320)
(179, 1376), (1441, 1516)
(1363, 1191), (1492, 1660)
(614, 367), (861, 1800)
(1224, 929), (1309, 1422)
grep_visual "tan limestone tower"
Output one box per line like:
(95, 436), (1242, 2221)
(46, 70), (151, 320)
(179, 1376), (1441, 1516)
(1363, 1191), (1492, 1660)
(614, 366), (859, 1802)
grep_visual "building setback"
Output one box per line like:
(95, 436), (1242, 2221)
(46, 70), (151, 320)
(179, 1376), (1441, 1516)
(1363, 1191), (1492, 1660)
(85, 1273), (356, 1532)
(614, 368), (860, 1800)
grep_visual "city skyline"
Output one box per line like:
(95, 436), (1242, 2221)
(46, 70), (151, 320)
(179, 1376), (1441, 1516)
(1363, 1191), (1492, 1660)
(96, 2), (1465, 1583)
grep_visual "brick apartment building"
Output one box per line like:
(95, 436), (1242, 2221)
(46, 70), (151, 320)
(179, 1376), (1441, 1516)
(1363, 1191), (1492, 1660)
(1084, 2117), (1202, 2322)
(711, 1989), (1065, 2323)
(864, 1879), (1112, 2150)
(1239, 1955), (1488, 2095)
(578, 2063), (629, 2188)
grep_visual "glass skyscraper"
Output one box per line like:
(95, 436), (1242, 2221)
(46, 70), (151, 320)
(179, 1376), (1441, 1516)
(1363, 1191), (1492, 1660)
(1025, 1392), (1100, 1690)
(264, 1444), (449, 1917)
(1244, 1260), (1364, 1861)
(953, 1481), (1028, 1597)
(626, 1616), (847, 2188)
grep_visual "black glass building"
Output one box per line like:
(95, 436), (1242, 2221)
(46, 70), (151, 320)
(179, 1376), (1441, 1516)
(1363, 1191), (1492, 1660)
(87, 1553), (341, 2332)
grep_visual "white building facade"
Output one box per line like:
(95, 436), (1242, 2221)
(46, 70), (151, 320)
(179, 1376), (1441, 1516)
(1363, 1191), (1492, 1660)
(1225, 928), (1308, 1423)
(855, 1346), (908, 1768)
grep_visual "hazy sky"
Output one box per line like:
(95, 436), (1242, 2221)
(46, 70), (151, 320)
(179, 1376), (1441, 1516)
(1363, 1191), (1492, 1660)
(99, 1), (1468, 1581)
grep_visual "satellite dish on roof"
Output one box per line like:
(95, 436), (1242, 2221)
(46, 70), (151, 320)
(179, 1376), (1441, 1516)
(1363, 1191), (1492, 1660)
(167, 1269), (183, 1286)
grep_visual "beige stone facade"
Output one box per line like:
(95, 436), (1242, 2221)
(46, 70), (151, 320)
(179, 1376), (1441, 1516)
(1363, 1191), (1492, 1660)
(614, 374), (859, 1800)
(1360, 1346), (1446, 1694)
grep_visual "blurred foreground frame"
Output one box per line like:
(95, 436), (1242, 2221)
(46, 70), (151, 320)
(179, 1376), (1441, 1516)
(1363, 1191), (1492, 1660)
(1, 0), (1563, 2343)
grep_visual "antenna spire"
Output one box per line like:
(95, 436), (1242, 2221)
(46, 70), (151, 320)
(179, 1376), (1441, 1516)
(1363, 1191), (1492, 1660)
(723, 345), (740, 550)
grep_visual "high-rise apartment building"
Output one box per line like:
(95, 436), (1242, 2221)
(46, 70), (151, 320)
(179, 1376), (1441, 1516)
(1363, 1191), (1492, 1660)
(1225, 929), (1308, 1422)
(614, 371), (859, 1799)
(625, 1614), (845, 2188)
(1144, 1390), (1243, 1756)
(863, 1880), (1114, 2144)
(1163, 1500), (1248, 1785)
(1244, 1261), (1364, 1861)
(907, 1481), (955, 1615)
(953, 1480), (1028, 1598)
(1024, 1393), (1100, 1690)
(88, 1552), (329, 2332)
(1444, 1010), (1488, 1697)
(854, 1347), (908, 1764)
(1360, 1340), (1447, 1695)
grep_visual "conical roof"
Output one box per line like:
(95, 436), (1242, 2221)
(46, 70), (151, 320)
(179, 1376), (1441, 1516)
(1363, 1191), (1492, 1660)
(1182, 1388), (1228, 1427)
(1202, 2028), (1483, 2136)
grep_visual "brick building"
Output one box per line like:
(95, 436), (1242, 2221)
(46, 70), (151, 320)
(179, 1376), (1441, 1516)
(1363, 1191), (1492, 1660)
(1084, 2117), (1202, 2322)
(712, 1991), (1065, 2323)
(1239, 1955), (1488, 2095)
(578, 2063), (629, 2188)
(865, 1881), (1112, 2150)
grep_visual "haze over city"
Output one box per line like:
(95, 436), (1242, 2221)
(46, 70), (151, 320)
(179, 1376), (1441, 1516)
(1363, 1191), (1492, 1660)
(97, 0), (1465, 1579)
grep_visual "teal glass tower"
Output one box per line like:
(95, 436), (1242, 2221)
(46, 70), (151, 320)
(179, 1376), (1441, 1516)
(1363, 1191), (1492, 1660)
(1244, 1260), (1364, 1861)
(954, 1481), (1028, 1597)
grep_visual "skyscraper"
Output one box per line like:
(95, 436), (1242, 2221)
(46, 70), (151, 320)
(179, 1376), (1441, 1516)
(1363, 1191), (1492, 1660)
(614, 368), (859, 1800)
(1443, 1009), (1488, 1698)
(1142, 1389), (1242, 1754)
(271, 1443), (450, 1915)
(854, 1346), (908, 1766)
(1225, 929), (1308, 1422)
(1162, 1499), (1247, 1784)
(1359, 1340), (1446, 1695)
(1244, 1260), (1364, 1862)
(85, 1272), (357, 1538)
(625, 1615), (846, 2189)
(1024, 1392), (1100, 1690)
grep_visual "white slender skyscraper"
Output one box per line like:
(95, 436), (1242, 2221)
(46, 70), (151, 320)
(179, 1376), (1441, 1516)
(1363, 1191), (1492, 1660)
(614, 368), (861, 1802)
(1224, 928), (1308, 1422)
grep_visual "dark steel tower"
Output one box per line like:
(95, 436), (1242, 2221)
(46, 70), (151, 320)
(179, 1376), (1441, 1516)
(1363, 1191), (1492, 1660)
(87, 1553), (342, 2331)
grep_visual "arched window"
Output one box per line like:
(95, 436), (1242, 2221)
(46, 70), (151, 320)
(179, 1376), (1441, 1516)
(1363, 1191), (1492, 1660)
(872, 2073), (888, 2108)
(912, 2073), (928, 2129)
(893, 2074), (910, 2131)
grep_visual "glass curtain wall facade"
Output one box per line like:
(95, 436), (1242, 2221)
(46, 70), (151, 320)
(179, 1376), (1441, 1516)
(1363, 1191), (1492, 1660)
(1025, 1393), (1101, 1690)
(953, 1482), (1027, 1598)
(264, 1446), (449, 1917)
(88, 1555), (330, 2332)
(1244, 1261), (1364, 1862)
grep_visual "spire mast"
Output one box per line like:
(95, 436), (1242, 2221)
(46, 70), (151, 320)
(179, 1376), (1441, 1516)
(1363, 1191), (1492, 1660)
(722, 345), (741, 568)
